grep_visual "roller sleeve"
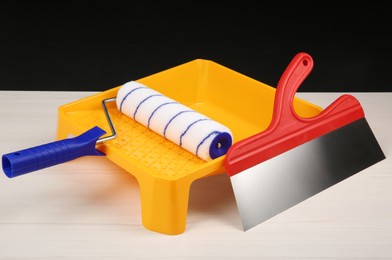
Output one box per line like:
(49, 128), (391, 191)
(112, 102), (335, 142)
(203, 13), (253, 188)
(116, 81), (233, 161)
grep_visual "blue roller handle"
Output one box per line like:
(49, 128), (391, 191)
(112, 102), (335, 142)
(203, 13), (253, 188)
(2, 126), (106, 178)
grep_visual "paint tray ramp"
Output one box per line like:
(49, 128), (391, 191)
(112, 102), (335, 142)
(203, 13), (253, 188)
(56, 58), (323, 235)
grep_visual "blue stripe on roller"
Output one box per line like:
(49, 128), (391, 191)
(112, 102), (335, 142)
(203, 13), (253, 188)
(119, 86), (147, 112)
(196, 131), (220, 158)
(133, 94), (162, 120)
(179, 118), (210, 146)
(147, 101), (178, 129)
(163, 110), (195, 138)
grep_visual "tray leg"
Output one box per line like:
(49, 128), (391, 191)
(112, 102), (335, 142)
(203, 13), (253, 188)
(138, 175), (192, 235)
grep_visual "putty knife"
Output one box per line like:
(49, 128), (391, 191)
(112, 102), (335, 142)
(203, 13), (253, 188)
(224, 52), (386, 231)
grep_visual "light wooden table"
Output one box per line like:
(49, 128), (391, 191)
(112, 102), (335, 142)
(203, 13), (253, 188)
(0, 91), (391, 259)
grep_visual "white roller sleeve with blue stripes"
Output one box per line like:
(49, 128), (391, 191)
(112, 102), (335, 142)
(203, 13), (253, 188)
(116, 81), (233, 161)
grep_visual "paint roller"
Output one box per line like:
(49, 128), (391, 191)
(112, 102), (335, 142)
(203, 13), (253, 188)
(2, 81), (233, 178)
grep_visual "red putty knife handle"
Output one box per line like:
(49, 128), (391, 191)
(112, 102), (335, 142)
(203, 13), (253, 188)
(225, 52), (365, 176)
(2, 126), (106, 178)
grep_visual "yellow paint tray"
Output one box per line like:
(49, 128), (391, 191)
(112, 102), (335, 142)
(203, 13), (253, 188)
(56, 59), (323, 235)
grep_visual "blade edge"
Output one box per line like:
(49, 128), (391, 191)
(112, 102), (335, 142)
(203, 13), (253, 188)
(230, 118), (385, 231)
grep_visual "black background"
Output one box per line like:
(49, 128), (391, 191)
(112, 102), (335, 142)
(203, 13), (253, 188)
(0, 4), (390, 92)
